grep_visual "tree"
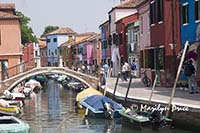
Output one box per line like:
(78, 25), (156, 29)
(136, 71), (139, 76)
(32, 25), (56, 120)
(42, 25), (59, 37)
(16, 11), (37, 45)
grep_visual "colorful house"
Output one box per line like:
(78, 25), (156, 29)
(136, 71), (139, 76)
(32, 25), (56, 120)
(99, 20), (111, 66)
(148, 0), (181, 86)
(0, 3), (22, 80)
(108, 0), (144, 76)
(180, 0), (200, 82)
(115, 13), (138, 64)
(59, 32), (95, 68)
(38, 37), (47, 67)
(46, 27), (76, 66)
(137, 0), (151, 79)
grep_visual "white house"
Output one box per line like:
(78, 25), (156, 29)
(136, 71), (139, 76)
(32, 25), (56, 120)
(108, 0), (138, 76)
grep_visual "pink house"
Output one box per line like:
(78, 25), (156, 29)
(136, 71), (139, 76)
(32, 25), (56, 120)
(0, 3), (22, 80)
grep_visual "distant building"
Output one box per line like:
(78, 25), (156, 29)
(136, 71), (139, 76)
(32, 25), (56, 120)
(99, 20), (111, 66)
(0, 3), (22, 80)
(59, 32), (95, 68)
(108, 0), (144, 76)
(38, 38), (47, 67)
(46, 27), (76, 66)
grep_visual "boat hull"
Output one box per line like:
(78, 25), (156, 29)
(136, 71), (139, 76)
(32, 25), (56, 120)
(119, 110), (172, 130)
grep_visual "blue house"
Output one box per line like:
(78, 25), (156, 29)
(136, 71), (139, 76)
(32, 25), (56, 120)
(46, 27), (76, 66)
(180, 0), (200, 46)
(180, 0), (200, 82)
(99, 20), (111, 66)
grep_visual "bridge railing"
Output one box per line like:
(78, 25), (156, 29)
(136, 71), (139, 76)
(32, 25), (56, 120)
(0, 56), (101, 81)
(0, 58), (37, 81)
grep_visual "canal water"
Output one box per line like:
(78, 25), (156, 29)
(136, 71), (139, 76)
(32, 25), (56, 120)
(21, 79), (198, 133)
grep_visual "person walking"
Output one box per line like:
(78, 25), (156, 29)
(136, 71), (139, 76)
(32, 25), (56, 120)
(121, 62), (129, 81)
(184, 60), (198, 94)
(131, 58), (137, 78)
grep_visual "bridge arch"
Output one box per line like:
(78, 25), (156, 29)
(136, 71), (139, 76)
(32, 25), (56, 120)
(1, 67), (99, 93)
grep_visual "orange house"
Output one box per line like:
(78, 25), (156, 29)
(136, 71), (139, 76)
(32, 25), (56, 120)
(0, 4), (22, 80)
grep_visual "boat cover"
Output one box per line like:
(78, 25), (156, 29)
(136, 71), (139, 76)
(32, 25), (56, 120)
(76, 87), (102, 102)
(80, 95), (123, 113)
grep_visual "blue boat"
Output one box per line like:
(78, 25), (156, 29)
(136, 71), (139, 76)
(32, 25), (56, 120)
(80, 95), (124, 119)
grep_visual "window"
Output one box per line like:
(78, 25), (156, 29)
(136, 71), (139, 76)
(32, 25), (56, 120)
(108, 35), (112, 45)
(109, 15), (111, 23)
(140, 16), (143, 34)
(195, 0), (200, 21)
(35, 51), (38, 57)
(55, 49), (57, 55)
(148, 49), (155, 69)
(47, 39), (50, 43)
(104, 40), (107, 49)
(49, 49), (51, 56)
(119, 33), (123, 45)
(150, 0), (156, 25)
(157, 0), (163, 22)
(112, 33), (117, 45)
(73, 48), (76, 55)
(53, 38), (57, 42)
(182, 3), (189, 25)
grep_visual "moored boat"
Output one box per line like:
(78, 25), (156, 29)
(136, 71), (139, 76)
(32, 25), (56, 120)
(80, 95), (125, 119)
(119, 108), (172, 130)
(0, 99), (21, 117)
(0, 116), (30, 133)
(24, 79), (42, 94)
(75, 87), (102, 113)
(1, 90), (25, 101)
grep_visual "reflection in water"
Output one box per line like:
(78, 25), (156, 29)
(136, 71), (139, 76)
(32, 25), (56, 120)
(21, 79), (198, 133)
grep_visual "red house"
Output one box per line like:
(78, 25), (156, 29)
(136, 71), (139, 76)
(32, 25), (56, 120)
(22, 42), (35, 67)
(115, 13), (138, 63)
(148, 0), (181, 86)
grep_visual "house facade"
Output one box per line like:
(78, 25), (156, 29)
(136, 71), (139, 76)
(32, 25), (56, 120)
(115, 13), (138, 64)
(137, 0), (152, 80)
(46, 27), (75, 66)
(149, 0), (181, 86)
(180, 0), (200, 82)
(108, 0), (139, 76)
(99, 20), (111, 66)
(0, 3), (22, 80)
(126, 20), (140, 76)
(38, 38), (47, 67)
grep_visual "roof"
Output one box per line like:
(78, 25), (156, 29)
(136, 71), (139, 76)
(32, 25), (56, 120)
(47, 27), (76, 36)
(0, 11), (19, 20)
(99, 20), (109, 28)
(38, 39), (46, 48)
(59, 33), (99, 48)
(0, 3), (15, 10)
(108, 0), (146, 13)
(115, 12), (138, 24)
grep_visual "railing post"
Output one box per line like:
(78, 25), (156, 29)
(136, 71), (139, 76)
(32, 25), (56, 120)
(124, 73), (133, 102)
(112, 72), (121, 99)
(36, 57), (41, 68)
(59, 56), (63, 67)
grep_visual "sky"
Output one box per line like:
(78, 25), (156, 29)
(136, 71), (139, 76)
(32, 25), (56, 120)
(0, 0), (121, 37)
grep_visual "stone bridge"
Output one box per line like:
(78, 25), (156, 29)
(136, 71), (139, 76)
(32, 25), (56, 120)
(0, 59), (100, 94)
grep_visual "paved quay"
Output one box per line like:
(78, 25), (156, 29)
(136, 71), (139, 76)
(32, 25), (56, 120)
(105, 77), (200, 109)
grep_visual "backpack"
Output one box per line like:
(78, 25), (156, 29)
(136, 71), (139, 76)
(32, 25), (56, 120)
(184, 64), (194, 76)
(131, 63), (136, 70)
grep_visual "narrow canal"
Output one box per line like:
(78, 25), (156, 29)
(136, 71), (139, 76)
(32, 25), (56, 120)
(21, 79), (197, 133)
